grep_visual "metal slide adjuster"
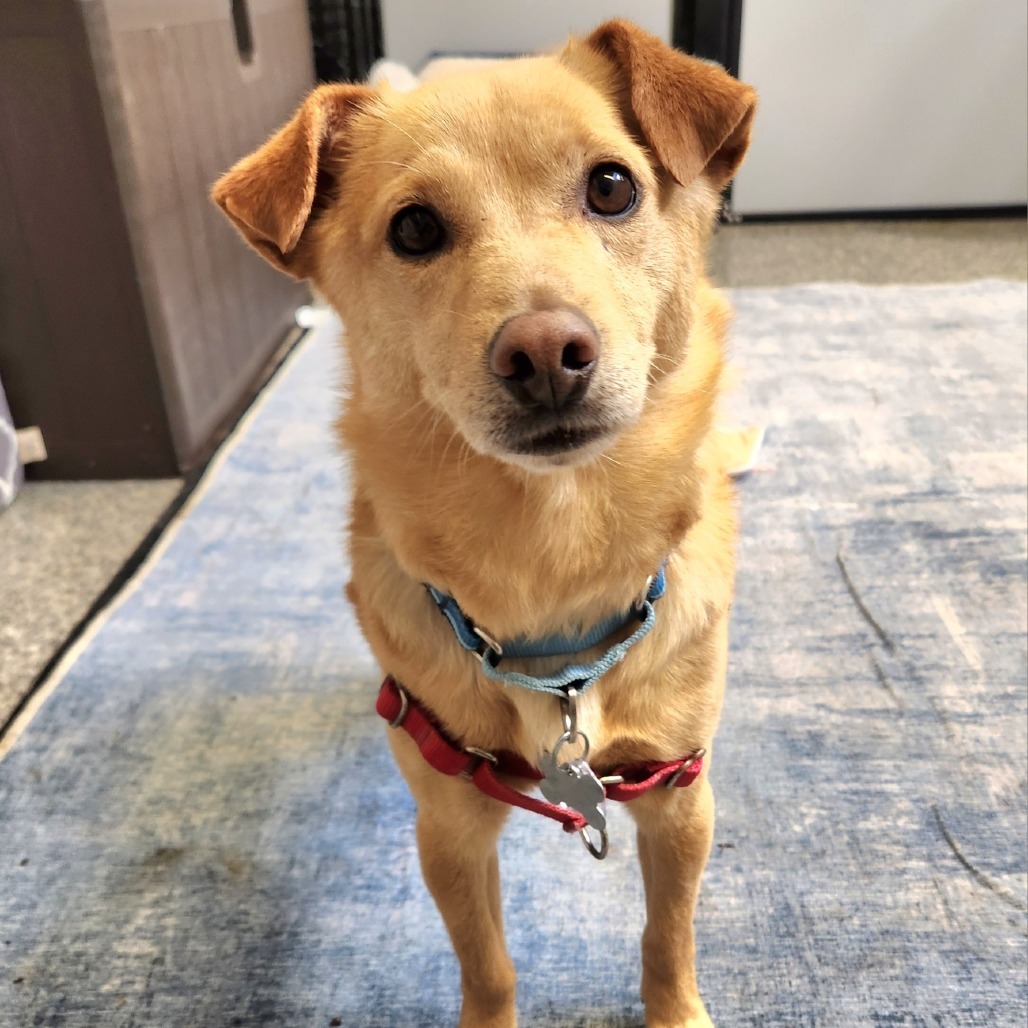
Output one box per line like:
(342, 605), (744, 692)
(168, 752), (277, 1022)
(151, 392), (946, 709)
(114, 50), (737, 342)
(665, 748), (706, 789)
(387, 684), (410, 728)
(461, 746), (499, 780)
(634, 574), (656, 611)
(473, 626), (503, 659)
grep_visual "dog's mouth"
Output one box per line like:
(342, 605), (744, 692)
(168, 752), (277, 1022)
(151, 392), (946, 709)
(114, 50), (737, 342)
(507, 422), (610, 456)
(474, 381), (642, 468)
(489, 405), (624, 461)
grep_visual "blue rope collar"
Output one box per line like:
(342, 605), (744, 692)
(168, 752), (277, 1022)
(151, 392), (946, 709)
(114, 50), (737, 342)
(425, 564), (666, 698)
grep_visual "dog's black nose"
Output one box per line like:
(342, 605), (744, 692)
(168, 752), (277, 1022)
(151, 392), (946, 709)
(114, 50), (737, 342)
(488, 310), (599, 411)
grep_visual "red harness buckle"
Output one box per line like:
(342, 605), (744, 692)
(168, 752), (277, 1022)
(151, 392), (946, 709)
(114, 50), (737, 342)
(375, 676), (704, 839)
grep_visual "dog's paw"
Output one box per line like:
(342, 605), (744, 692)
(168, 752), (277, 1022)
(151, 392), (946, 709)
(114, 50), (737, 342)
(646, 1014), (714, 1028)
(458, 1010), (517, 1028)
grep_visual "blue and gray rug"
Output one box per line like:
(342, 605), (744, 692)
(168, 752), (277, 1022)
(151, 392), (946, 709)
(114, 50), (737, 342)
(1, 282), (1025, 1027)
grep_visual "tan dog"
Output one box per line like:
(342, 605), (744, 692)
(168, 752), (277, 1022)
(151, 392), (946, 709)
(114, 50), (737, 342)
(214, 19), (755, 1027)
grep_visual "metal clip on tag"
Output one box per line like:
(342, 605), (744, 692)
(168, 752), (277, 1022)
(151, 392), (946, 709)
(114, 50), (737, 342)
(579, 824), (608, 860)
(539, 688), (610, 859)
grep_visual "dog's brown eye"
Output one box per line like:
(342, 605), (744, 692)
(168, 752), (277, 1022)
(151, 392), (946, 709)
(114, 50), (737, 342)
(586, 164), (636, 217)
(390, 204), (446, 257)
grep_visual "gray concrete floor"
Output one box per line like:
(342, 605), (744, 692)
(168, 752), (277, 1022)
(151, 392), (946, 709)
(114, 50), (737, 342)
(0, 216), (1024, 728)
(0, 480), (182, 725)
(709, 217), (1027, 287)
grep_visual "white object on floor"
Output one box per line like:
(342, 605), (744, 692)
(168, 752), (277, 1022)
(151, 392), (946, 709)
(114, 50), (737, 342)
(0, 376), (23, 508)
(0, 424), (18, 508)
(295, 305), (333, 329)
(16, 426), (47, 465)
(718, 425), (767, 479)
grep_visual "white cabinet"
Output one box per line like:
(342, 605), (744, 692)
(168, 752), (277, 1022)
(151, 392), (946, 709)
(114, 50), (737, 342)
(732, 0), (1028, 215)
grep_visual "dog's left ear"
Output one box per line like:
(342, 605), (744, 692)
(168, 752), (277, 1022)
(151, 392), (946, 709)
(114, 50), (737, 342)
(583, 19), (756, 190)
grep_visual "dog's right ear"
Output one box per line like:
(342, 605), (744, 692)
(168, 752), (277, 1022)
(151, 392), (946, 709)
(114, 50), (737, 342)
(212, 83), (373, 278)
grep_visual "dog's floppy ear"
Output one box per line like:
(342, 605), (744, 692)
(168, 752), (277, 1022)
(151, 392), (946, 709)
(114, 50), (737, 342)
(212, 83), (373, 277)
(584, 19), (756, 190)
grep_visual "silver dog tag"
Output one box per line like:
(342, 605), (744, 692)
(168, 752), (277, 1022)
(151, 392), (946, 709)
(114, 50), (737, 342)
(539, 750), (608, 832)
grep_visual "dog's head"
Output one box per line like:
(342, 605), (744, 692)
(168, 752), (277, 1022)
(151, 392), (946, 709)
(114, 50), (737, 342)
(213, 20), (755, 471)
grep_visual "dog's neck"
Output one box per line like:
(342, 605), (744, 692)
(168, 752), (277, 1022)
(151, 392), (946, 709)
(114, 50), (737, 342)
(342, 285), (727, 640)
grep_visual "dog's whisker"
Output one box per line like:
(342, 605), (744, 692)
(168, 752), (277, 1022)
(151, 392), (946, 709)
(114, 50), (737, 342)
(439, 423), (464, 469)
(436, 308), (480, 326)
(363, 160), (420, 172)
(365, 111), (428, 155)
(428, 411), (447, 446)
(457, 437), (475, 478)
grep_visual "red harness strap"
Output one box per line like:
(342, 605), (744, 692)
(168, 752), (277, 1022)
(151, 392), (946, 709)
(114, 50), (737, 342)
(375, 676), (704, 834)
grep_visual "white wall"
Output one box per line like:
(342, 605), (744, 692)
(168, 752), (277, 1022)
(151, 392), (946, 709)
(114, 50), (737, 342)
(732, 0), (1028, 214)
(381, 0), (671, 70)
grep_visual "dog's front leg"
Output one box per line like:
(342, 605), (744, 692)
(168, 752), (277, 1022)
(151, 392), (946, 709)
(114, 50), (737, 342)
(389, 732), (518, 1028)
(631, 774), (716, 1028)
